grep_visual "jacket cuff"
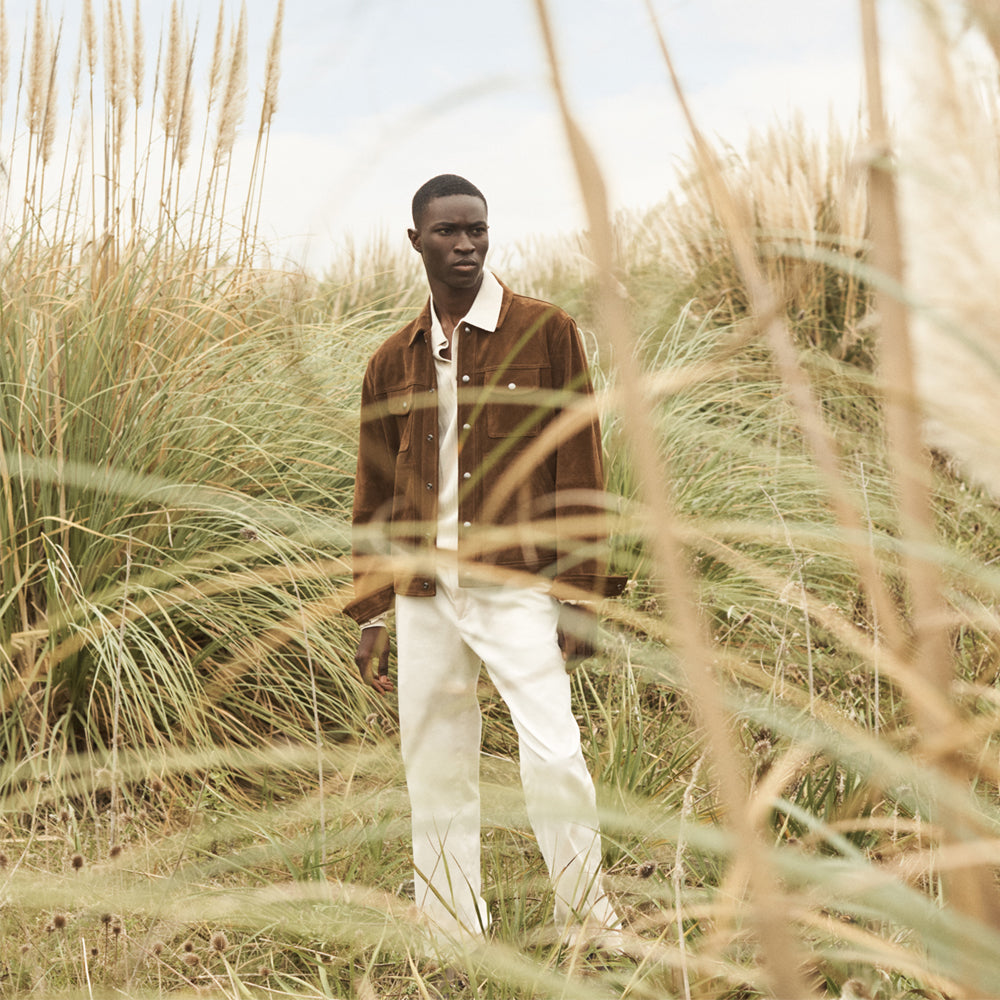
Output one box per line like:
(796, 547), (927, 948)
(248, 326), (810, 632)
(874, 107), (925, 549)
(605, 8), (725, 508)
(343, 585), (395, 625)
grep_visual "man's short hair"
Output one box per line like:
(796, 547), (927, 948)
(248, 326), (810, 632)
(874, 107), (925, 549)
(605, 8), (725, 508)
(411, 174), (487, 227)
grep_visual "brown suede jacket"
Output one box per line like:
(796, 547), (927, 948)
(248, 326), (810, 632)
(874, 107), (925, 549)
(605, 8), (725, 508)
(344, 278), (621, 624)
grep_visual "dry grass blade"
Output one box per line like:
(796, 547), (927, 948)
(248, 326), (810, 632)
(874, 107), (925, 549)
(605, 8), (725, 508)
(641, 4), (914, 692)
(858, 2), (954, 712)
(533, 0), (816, 995)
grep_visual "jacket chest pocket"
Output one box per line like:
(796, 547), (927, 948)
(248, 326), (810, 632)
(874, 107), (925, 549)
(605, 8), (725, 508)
(386, 388), (415, 452)
(484, 366), (549, 438)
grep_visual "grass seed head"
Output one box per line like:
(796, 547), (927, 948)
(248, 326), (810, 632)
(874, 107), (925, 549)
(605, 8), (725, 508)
(210, 930), (228, 952)
(214, 3), (247, 161)
(71, 853), (84, 869)
(208, 0), (225, 102)
(0, 0), (9, 94)
(130, 0), (143, 104)
(259, 0), (283, 128)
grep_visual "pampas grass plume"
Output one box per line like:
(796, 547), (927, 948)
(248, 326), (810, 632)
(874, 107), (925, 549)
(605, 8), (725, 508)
(208, 0), (225, 103)
(176, 35), (194, 166)
(160, 0), (181, 139)
(25, 0), (46, 136)
(214, 2), (246, 162)
(39, 14), (58, 163)
(80, 0), (96, 75)
(0, 0), (9, 110)
(899, 0), (1000, 498)
(103, 0), (124, 115)
(260, 0), (283, 128)
(130, 0), (143, 107)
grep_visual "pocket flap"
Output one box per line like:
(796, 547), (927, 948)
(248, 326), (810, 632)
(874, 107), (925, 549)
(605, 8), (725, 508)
(386, 389), (413, 415)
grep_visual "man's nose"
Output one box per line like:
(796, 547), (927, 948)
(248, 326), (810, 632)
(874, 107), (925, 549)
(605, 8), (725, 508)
(454, 230), (475, 252)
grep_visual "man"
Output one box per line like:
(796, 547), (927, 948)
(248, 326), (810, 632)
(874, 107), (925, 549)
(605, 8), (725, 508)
(345, 174), (622, 946)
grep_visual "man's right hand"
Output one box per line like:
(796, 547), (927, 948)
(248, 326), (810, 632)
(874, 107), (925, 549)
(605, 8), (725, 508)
(355, 625), (393, 695)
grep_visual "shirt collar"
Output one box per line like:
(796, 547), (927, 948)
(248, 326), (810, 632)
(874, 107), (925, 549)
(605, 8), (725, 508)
(429, 269), (503, 360)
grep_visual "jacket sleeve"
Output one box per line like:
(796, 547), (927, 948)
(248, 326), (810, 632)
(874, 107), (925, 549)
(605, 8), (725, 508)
(548, 316), (621, 599)
(343, 360), (397, 623)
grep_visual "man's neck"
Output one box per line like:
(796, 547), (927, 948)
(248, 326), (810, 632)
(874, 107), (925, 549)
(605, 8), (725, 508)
(430, 277), (483, 346)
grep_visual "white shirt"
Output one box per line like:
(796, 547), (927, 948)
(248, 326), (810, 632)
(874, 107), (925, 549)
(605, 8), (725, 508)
(428, 269), (504, 551)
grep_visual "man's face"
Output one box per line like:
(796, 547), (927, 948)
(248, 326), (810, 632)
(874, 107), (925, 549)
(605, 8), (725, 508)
(408, 194), (489, 293)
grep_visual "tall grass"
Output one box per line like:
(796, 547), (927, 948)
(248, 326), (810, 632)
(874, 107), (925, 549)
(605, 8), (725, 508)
(0, 1), (373, 762)
(4, 0), (1000, 998)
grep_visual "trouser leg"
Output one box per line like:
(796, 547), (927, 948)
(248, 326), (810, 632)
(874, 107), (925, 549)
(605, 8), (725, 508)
(464, 586), (619, 931)
(396, 587), (489, 939)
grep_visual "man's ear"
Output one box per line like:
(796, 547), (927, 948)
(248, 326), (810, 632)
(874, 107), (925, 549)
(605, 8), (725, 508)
(407, 228), (421, 253)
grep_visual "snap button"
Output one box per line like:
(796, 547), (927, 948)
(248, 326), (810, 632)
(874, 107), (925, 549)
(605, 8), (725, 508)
(462, 423), (471, 431)
(463, 521), (472, 528)
(425, 482), (433, 490)
(421, 581), (430, 590)
(463, 471), (471, 480)
(507, 382), (516, 390)
(461, 374), (470, 383)
(426, 433), (434, 441)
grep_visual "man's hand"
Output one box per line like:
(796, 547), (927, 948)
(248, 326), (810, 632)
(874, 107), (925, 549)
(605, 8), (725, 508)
(557, 603), (600, 666)
(355, 625), (393, 694)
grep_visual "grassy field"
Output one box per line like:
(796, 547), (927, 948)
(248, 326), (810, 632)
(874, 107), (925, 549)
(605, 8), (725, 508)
(3, 1), (1000, 997)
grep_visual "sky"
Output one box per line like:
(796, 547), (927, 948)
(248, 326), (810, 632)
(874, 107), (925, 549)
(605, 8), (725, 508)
(0, 0), (943, 275)
(261, 0), (875, 270)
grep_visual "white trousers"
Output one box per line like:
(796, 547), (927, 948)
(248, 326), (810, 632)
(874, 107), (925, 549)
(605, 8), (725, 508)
(396, 566), (618, 941)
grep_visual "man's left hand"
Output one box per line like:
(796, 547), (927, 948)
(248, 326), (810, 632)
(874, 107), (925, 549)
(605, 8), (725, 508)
(558, 603), (600, 665)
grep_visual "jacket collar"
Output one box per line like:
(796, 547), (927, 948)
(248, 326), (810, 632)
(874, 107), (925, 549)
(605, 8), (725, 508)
(409, 271), (512, 347)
